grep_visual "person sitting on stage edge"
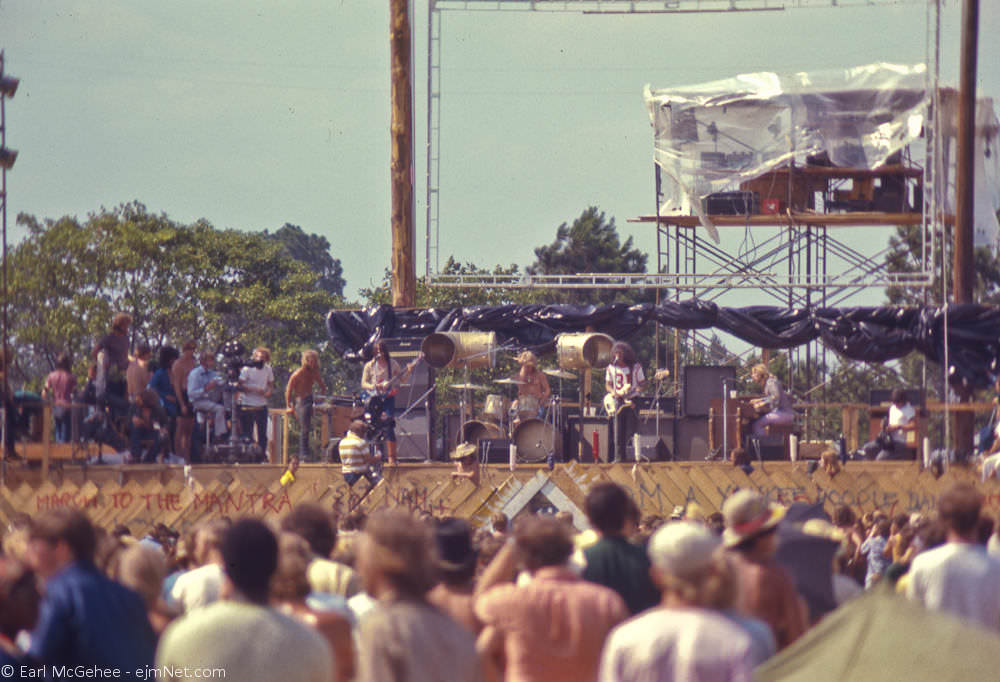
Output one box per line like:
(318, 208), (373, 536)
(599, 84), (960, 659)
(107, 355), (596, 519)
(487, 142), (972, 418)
(749, 363), (795, 438)
(450, 442), (480, 486)
(510, 350), (550, 423)
(858, 389), (916, 460)
(286, 350), (327, 462)
(604, 341), (645, 463)
(340, 420), (380, 489)
(360, 340), (419, 466)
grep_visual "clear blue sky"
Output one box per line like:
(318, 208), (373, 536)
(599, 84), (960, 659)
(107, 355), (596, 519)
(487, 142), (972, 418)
(2, 1), (998, 303)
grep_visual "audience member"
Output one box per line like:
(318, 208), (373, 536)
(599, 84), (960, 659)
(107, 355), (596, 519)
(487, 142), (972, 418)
(168, 518), (228, 613)
(858, 518), (891, 588)
(598, 522), (755, 682)
(0, 558), (40, 676)
(118, 542), (178, 636)
(281, 504), (361, 599)
(476, 515), (628, 682)
(26, 509), (155, 670)
(580, 482), (659, 615)
(157, 519), (334, 682)
(722, 489), (808, 650)
(354, 509), (483, 682)
(906, 483), (1000, 631)
(272, 532), (355, 682)
(427, 518), (482, 633)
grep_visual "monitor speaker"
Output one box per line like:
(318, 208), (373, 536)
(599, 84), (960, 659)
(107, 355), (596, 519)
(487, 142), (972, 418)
(676, 416), (711, 461)
(683, 365), (737, 417)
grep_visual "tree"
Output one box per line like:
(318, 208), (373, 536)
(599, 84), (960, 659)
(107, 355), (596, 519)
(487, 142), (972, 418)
(265, 223), (346, 298)
(528, 207), (648, 305)
(8, 204), (341, 395)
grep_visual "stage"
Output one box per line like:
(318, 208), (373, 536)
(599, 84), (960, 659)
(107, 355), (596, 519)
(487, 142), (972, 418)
(2, 460), (997, 538)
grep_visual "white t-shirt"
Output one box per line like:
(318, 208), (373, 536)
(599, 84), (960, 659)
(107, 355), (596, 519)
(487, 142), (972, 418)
(239, 364), (274, 407)
(606, 363), (645, 399)
(599, 607), (753, 682)
(888, 403), (916, 444)
(906, 542), (1000, 632)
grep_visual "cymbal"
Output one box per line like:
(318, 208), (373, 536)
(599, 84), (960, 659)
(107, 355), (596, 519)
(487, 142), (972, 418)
(451, 383), (489, 391)
(544, 368), (576, 380)
(495, 378), (527, 386)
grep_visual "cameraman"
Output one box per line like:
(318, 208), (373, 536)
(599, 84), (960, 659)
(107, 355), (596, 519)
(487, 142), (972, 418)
(237, 346), (274, 448)
(187, 351), (227, 441)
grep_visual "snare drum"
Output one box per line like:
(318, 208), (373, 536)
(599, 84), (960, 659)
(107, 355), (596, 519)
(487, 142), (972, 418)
(483, 394), (506, 420)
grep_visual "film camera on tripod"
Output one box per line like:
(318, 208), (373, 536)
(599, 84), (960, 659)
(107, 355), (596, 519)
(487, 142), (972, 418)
(203, 340), (267, 464)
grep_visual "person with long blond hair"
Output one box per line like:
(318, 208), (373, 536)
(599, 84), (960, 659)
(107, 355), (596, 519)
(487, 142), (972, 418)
(286, 350), (327, 460)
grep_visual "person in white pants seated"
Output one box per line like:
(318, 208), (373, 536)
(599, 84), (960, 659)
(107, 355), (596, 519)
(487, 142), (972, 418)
(187, 351), (227, 440)
(859, 389), (916, 460)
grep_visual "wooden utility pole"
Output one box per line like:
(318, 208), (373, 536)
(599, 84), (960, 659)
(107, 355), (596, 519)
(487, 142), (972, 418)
(952, 0), (979, 454)
(390, 0), (417, 307)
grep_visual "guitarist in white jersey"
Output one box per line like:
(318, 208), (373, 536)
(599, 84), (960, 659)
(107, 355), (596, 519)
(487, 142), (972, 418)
(604, 341), (646, 463)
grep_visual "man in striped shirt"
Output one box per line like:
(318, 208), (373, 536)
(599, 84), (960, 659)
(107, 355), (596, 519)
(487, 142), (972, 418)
(340, 420), (380, 487)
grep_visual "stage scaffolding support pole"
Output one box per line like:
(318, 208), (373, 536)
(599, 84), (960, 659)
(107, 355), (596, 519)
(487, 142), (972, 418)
(391, 0), (417, 307)
(952, 0), (978, 456)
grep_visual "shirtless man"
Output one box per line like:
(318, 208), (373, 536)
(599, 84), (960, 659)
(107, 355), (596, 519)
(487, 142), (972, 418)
(286, 350), (327, 461)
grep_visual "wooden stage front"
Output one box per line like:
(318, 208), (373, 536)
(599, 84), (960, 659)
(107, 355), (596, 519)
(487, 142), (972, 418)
(2, 459), (999, 537)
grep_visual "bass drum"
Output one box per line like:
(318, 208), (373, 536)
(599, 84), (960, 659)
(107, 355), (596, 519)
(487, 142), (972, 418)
(461, 420), (501, 445)
(513, 418), (562, 463)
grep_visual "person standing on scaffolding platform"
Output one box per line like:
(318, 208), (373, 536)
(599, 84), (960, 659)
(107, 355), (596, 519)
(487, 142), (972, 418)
(361, 340), (418, 467)
(286, 350), (326, 462)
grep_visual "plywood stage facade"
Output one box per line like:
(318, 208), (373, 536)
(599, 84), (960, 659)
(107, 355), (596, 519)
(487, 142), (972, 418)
(3, 462), (999, 537)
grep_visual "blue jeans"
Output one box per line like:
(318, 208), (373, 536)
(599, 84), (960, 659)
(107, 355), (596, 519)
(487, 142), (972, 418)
(53, 405), (72, 443)
(344, 470), (380, 487)
(295, 396), (313, 458)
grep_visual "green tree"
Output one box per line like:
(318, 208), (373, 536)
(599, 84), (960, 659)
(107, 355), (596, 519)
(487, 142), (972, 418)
(528, 207), (649, 305)
(265, 223), (346, 298)
(9, 204), (341, 396)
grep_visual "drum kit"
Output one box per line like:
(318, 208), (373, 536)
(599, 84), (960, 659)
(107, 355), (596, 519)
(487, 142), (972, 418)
(453, 367), (579, 464)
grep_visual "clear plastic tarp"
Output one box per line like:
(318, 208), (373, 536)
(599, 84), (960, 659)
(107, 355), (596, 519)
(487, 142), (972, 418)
(644, 62), (1000, 247)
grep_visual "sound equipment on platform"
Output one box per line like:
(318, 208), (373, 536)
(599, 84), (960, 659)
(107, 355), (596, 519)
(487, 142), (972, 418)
(683, 365), (736, 417)
(677, 416), (710, 461)
(749, 434), (786, 461)
(478, 438), (511, 464)
(395, 411), (430, 461)
(702, 191), (760, 216)
(569, 416), (611, 463)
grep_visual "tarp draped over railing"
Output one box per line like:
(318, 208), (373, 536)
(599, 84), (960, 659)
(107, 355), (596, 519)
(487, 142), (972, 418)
(326, 302), (1000, 390)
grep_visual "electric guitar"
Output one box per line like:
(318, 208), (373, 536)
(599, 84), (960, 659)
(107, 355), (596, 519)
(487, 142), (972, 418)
(362, 355), (423, 401)
(603, 384), (635, 417)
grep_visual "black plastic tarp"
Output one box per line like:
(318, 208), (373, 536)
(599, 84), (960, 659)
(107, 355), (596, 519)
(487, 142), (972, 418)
(326, 302), (1000, 390)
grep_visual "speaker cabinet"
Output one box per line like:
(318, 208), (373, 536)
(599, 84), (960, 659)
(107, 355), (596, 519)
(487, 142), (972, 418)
(569, 417), (611, 463)
(683, 365), (737, 417)
(676, 416), (711, 461)
(394, 412), (430, 461)
(636, 414), (675, 461)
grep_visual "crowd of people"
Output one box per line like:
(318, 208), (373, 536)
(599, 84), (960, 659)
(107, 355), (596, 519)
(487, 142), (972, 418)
(1, 479), (999, 681)
(20, 313), (342, 464)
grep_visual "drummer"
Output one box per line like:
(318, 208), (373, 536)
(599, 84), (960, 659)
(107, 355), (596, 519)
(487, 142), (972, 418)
(509, 350), (551, 423)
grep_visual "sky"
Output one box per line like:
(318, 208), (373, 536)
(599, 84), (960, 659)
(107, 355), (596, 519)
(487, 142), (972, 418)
(2, 0), (999, 307)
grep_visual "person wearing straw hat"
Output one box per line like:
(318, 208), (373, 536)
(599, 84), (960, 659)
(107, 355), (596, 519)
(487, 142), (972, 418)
(509, 350), (550, 424)
(722, 489), (808, 650)
(598, 521), (755, 682)
(450, 442), (480, 486)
